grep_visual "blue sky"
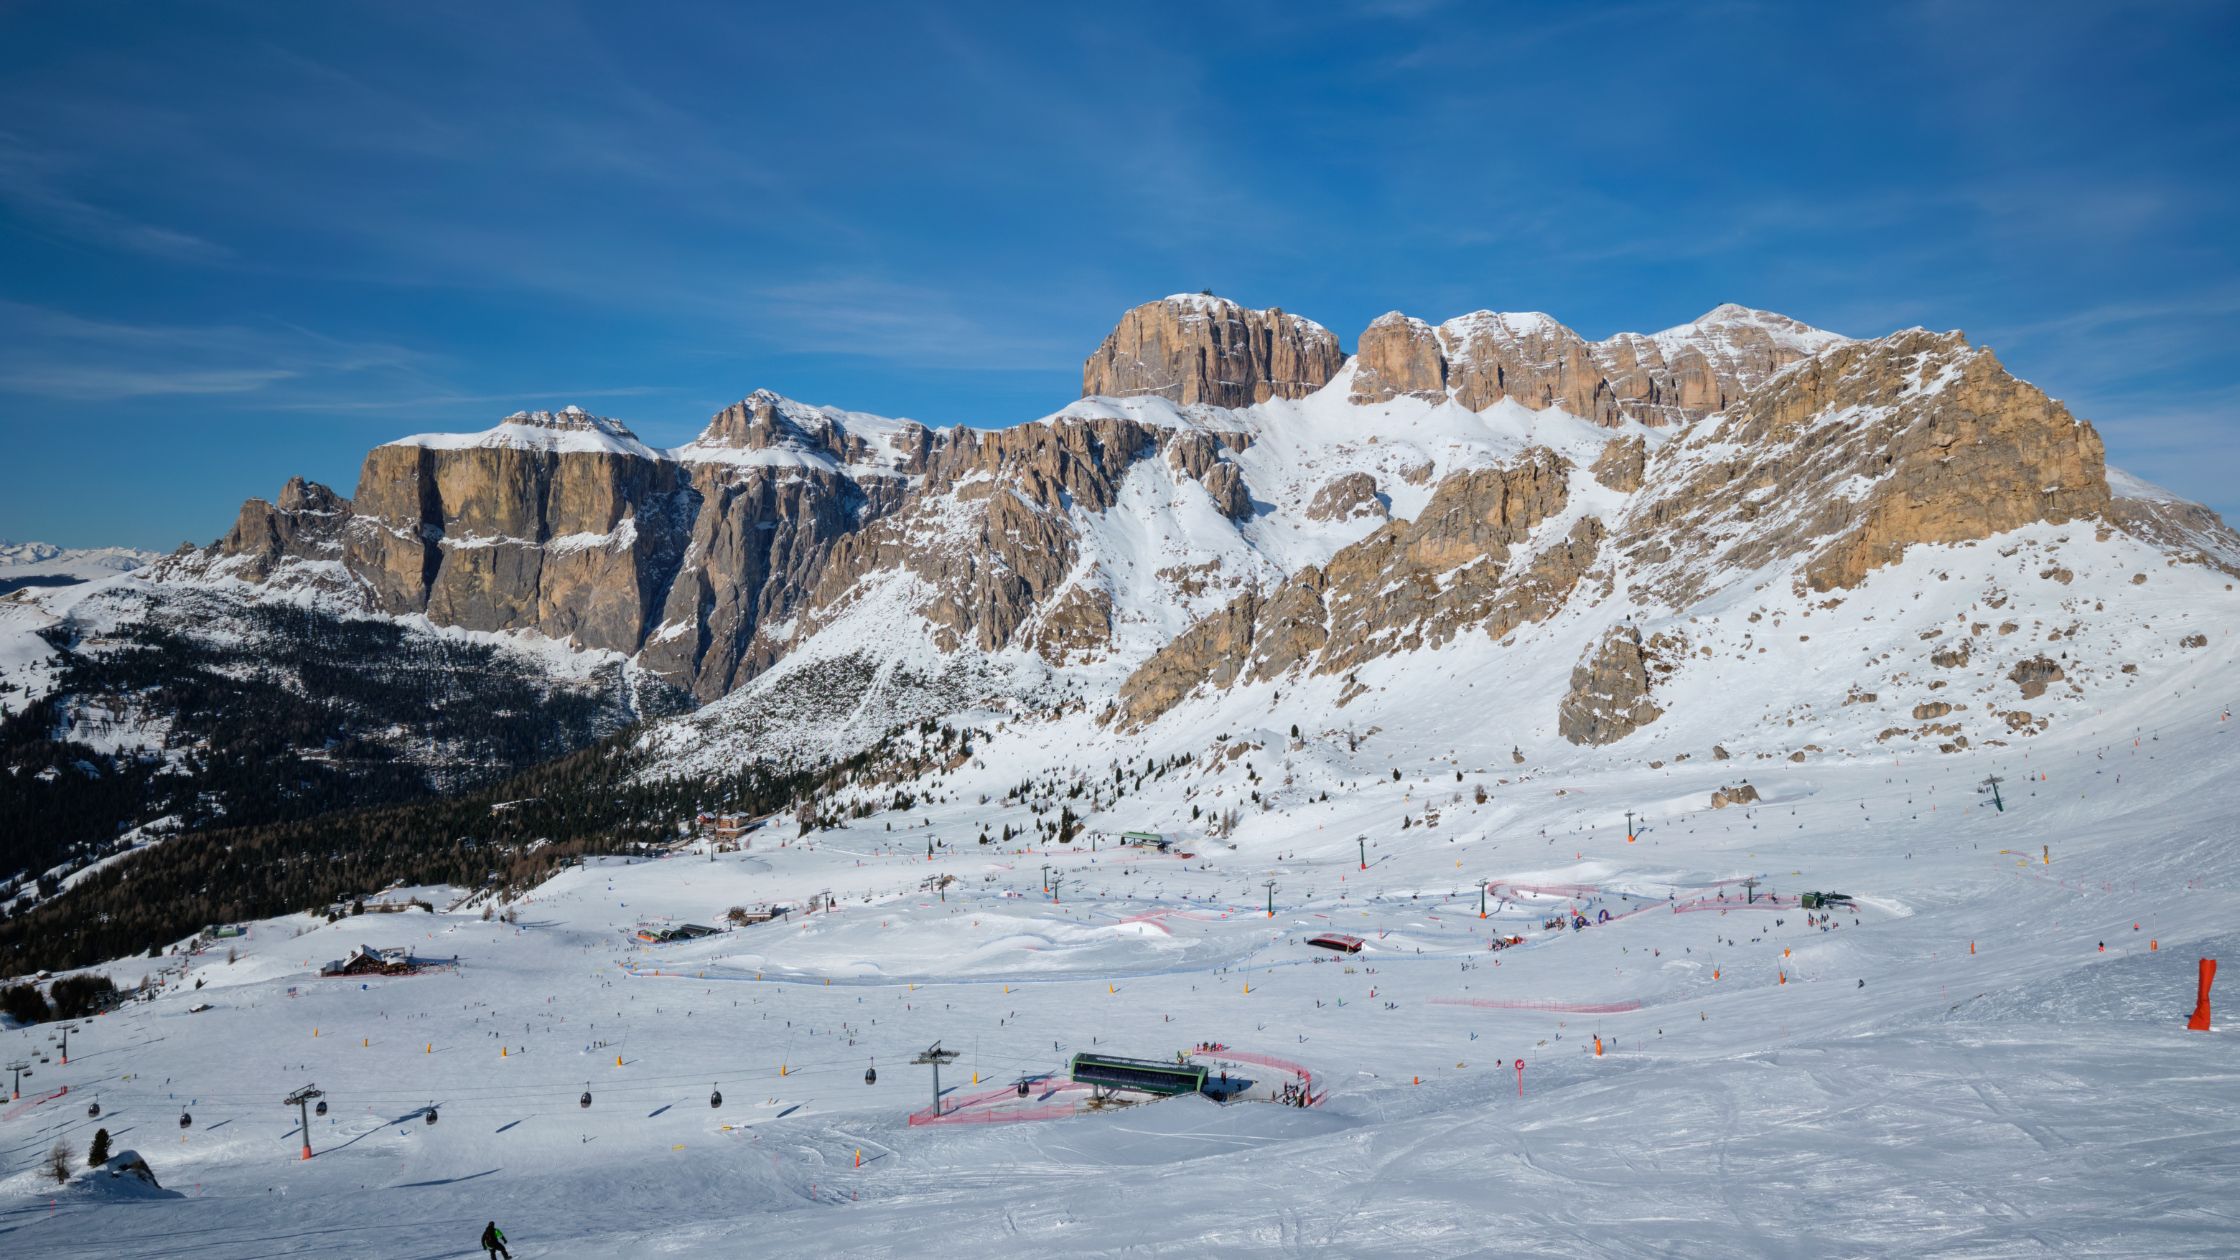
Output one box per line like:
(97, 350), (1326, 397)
(3, 1), (2236, 546)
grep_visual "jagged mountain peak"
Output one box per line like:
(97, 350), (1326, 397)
(679, 390), (929, 477)
(1350, 301), (1848, 427)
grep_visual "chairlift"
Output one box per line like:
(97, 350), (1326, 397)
(1016, 1078), (1030, 1098)
(580, 1086), (593, 1110)
(315, 1099), (328, 1117)
(864, 1063), (877, 1086)
(86, 1101), (100, 1119)
(709, 1085), (722, 1109)
(425, 1105), (438, 1126)
(178, 1110), (192, 1129)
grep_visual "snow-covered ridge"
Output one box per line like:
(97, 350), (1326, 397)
(0, 540), (161, 577)
(2107, 466), (2183, 504)
(387, 404), (664, 459)
(674, 389), (928, 476)
(1646, 301), (1850, 358)
(1158, 292), (1333, 336)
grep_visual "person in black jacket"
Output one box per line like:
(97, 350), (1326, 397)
(481, 1221), (511, 1258)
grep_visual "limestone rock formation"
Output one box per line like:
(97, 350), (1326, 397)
(1557, 624), (1664, 746)
(1349, 313), (1445, 404)
(2104, 473), (2240, 576)
(1306, 472), (1386, 523)
(1710, 783), (1760, 809)
(1117, 450), (1579, 724)
(1589, 436), (1647, 492)
(1082, 295), (1344, 408)
(209, 477), (352, 582)
(1346, 303), (1842, 426)
(1620, 329), (2111, 602)
(2008, 655), (2065, 700)
(342, 409), (699, 657)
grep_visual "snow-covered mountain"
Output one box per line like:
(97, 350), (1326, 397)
(0, 540), (159, 589)
(7, 296), (2240, 1257)
(12, 293), (2240, 814)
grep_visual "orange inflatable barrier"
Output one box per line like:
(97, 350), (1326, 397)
(2188, 958), (2217, 1031)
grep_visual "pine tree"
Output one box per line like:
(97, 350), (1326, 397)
(87, 1128), (111, 1167)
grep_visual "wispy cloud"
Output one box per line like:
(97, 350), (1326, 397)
(738, 275), (1075, 373)
(0, 131), (229, 263)
(0, 301), (436, 403)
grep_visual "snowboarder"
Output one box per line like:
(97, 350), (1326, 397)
(481, 1221), (511, 1258)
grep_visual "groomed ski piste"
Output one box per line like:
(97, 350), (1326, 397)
(6, 545), (2239, 1256)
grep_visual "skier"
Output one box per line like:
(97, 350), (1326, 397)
(481, 1221), (511, 1258)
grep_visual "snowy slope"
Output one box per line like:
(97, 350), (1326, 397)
(4, 637), (2235, 1256)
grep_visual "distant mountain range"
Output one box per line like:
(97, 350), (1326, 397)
(6, 292), (2238, 963)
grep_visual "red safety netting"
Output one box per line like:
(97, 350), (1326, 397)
(1192, 1048), (1325, 1105)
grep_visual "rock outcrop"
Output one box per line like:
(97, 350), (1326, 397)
(211, 477), (352, 582)
(1620, 330), (2111, 602)
(2104, 474), (2240, 576)
(2008, 655), (2065, 700)
(1347, 303), (1843, 426)
(1558, 624), (1664, 746)
(1710, 783), (1760, 809)
(1589, 436), (1647, 492)
(1082, 295), (1344, 408)
(1349, 313), (1445, 404)
(1117, 450), (1580, 724)
(1306, 472), (1386, 523)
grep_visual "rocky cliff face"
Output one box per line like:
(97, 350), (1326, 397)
(170, 294), (2221, 761)
(1557, 624), (1663, 746)
(1083, 295), (1345, 408)
(339, 409), (700, 657)
(1117, 449), (1581, 724)
(1348, 303), (1843, 427)
(1619, 330), (2111, 603)
(212, 476), (353, 583)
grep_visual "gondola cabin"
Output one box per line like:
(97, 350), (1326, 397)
(1306, 933), (1365, 954)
